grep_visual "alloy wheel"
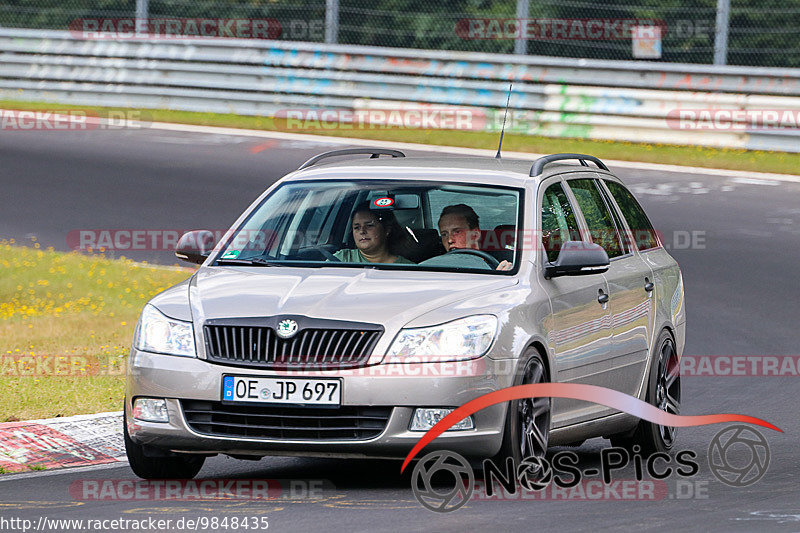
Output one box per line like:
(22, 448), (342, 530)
(518, 357), (551, 460)
(655, 337), (681, 447)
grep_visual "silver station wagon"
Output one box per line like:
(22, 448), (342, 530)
(125, 150), (685, 479)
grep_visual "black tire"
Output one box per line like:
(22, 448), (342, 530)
(492, 350), (551, 466)
(610, 330), (681, 455)
(124, 408), (205, 480)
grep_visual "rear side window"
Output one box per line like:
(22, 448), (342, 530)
(604, 180), (660, 251)
(567, 178), (624, 259)
(541, 182), (581, 263)
(428, 189), (516, 229)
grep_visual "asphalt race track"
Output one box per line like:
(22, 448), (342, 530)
(1, 127), (800, 532)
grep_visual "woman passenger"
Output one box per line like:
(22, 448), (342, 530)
(333, 202), (414, 264)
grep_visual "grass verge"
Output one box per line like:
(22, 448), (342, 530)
(0, 241), (193, 421)
(2, 99), (799, 175)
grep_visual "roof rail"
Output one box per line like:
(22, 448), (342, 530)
(297, 148), (406, 170)
(529, 153), (609, 176)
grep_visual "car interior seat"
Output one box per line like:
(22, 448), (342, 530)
(479, 225), (516, 263)
(395, 227), (446, 263)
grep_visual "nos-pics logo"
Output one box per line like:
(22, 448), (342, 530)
(411, 425), (770, 512)
(411, 451), (475, 512)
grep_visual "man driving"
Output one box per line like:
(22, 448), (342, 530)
(438, 204), (513, 271)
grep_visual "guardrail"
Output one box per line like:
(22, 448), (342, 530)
(2, 28), (800, 152)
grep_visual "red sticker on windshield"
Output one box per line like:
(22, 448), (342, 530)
(373, 197), (394, 207)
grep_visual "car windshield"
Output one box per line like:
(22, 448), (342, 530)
(214, 179), (523, 274)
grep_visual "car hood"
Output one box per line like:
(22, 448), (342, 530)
(189, 266), (518, 330)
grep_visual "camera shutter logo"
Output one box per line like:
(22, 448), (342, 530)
(276, 319), (299, 339)
(517, 456), (553, 491)
(708, 425), (770, 487)
(411, 450), (474, 513)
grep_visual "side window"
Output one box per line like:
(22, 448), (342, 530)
(566, 178), (624, 259)
(427, 189), (516, 229)
(541, 182), (581, 263)
(604, 180), (660, 251)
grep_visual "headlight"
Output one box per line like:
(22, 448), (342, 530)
(386, 315), (497, 362)
(135, 304), (196, 357)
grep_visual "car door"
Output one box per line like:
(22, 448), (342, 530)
(539, 178), (615, 428)
(602, 178), (680, 385)
(565, 176), (654, 400)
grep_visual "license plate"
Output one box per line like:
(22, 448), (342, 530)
(222, 375), (341, 406)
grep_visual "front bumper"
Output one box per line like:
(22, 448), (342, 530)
(126, 349), (517, 459)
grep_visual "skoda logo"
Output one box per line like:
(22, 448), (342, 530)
(276, 319), (299, 339)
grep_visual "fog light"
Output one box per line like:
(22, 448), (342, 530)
(132, 398), (169, 423)
(409, 408), (473, 431)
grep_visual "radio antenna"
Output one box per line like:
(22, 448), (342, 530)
(495, 82), (513, 159)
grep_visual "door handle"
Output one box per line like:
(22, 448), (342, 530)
(597, 290), (609, 305)
(644, 278), (654, 292)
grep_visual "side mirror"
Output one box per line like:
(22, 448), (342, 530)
(544, 241), (609, 279)
(175, 230), (216, 265)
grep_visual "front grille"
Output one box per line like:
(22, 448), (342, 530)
(203, 323), (382, 369)
(181, 400), (391, 441)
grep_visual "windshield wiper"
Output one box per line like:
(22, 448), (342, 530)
(215, 257), (277, 266)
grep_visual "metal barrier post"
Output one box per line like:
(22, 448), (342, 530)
(514, 0), (529, 55)
(135, 0), (149, 36)
(326, 0), (339, 44)
(714, 0), (730, 65)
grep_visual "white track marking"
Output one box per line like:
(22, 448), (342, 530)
(730, 177), (780, 186)
(0, 459), (128, 482)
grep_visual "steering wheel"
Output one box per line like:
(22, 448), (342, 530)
(311, 245), (340, 262)
(446, 248), (500, 269)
